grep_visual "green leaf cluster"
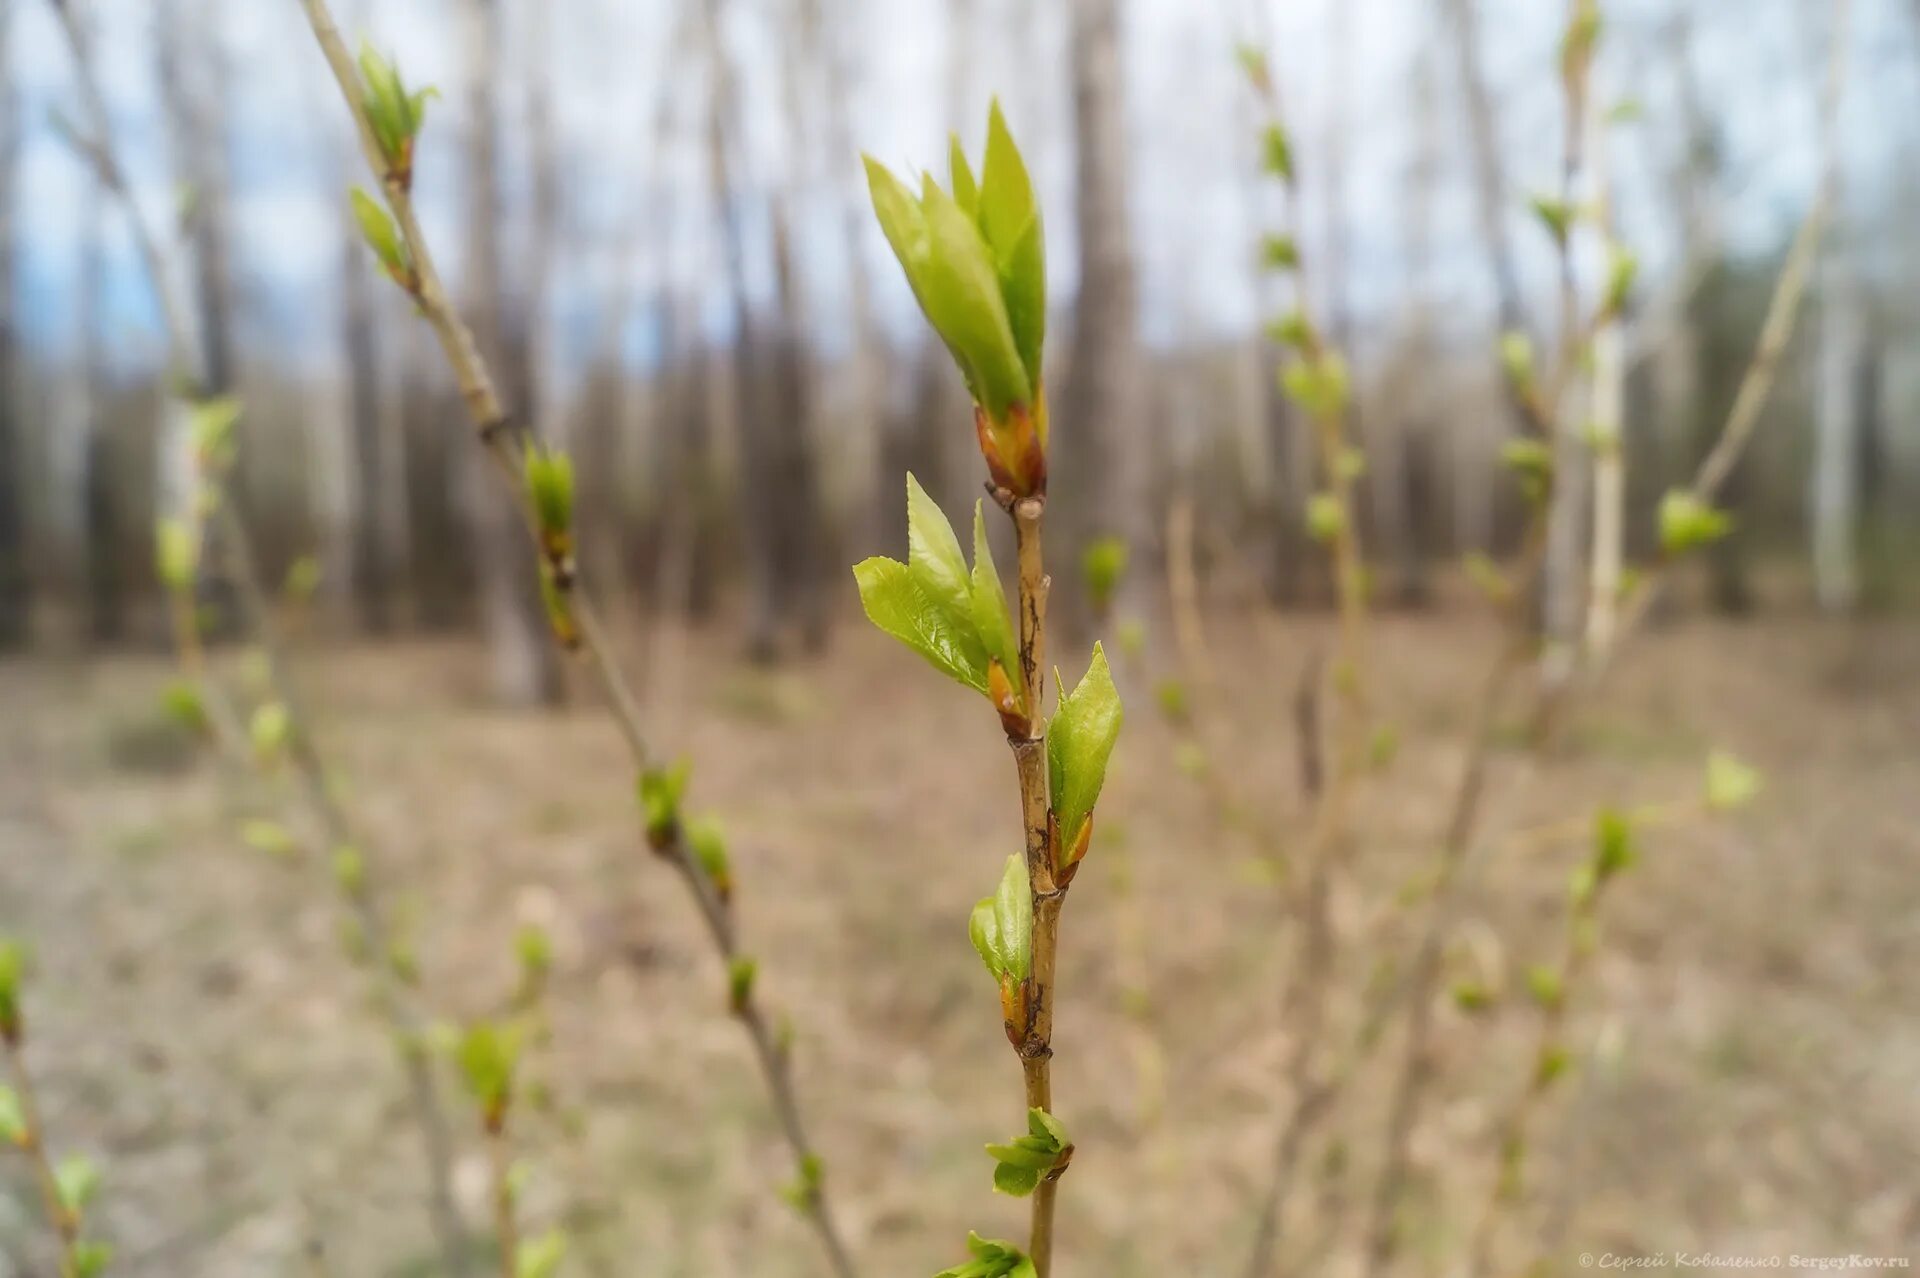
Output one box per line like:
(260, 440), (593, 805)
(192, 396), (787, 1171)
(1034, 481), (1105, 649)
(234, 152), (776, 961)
(865, 102), (1045, 431)
(1281, 355), (1349, 420)
(250, 701), (291, 764)
(855, 478), (1021, 717)
(636, 759), (692, 845)
(189, 395), (243, 468)
(985, 1108), (1071, 1198)
(452, 1021), (523, 1119)
(1658, 490), (1732, 555)
(357, 43), (436, 173)
(1047, 644), (1123, 870)
(934, 1233), (1037, 1278)
(1500, 438), (1554, 503)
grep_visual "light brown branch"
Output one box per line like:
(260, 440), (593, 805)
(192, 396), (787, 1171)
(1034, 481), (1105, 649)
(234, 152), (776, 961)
(2, 1032), (84, 1273)
(44, 2), (474, 1268)
(293, 4), (860, 1271)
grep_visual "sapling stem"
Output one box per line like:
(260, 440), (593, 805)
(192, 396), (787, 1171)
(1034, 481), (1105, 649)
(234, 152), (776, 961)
(3, 1030), (83, 1272)
(1235, 44), (1380, 1277)
(43, 4), (474, 1269)
(859, 110), (1119, 1278)
(295, 6), (860, 1272)
(1363, 7), (1600, 1269)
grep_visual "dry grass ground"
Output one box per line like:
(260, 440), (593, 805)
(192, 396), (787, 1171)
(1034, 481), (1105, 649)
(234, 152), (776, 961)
(0, 609), (1916, 1277)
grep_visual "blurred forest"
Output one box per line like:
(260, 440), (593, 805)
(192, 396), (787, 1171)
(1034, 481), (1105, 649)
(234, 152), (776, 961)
(0, 0), (1913, 691)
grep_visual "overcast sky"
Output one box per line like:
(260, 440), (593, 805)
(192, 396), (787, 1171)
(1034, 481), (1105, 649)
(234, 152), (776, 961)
(7, 0), (1914, 383)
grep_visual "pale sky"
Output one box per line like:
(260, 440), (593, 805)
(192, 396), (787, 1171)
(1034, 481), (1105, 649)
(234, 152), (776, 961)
(7, 0), (1914, 383)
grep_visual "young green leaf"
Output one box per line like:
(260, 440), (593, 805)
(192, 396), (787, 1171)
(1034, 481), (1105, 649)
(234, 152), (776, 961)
(72, 1240), (113, 1278)
(1498, 330), (1536, 392)
(969, 503), (1021, 705)
(155, 518), (197, 591)
(1704, 751), (1762, 813)
(1046, 644), (1123, 869)
(968, 854), (1032, 985)
(515, 924), (553, 986)
(1305, 492), (1346, 543)
(728, 956), (757, 1013)
(332, 845), (367, 896)
(55, 1154), (102, 1215)
(189, 395), (244, 466)
(985, 1107), (1072, 1198)
(949, 135), (980, 218)
(452, 1021), (522, 1119)
(516, 1228), (568, 1278)
(1592, 807), (1636, 882)
(350, 187), (407, 280)
(0, 1086), (22, 1144)
(250, 701), (291, 763)
(854, 558), (987, 693)
(934, 1233), (1037, 1278)
(779, 1152), (826, 1213)
(636, 758), (693, 843)
(1528, 193), (1574, 246)
(240, 820), (298, 859)
(1259, 233), (1299, 271)
(687, 817), (733, 901)
(1658, 490), (1732, 555)
(523, 442), (575, 550)
(1524, 964), (1564, 1011)
(1260, 123), (1294, 181)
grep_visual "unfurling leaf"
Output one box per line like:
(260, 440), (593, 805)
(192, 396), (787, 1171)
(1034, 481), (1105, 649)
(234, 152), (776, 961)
(332, 845), (366, 896)
(72, 1240), (113, 1278)
(934, 1233), (1037, 1278)
(970, 502), (1021, 717)
(1452, 982), (1496, 1014)
(1592, 807), (1636, 882)
(969, 854), (1032, 986)
(636, 758), (692, 844)
(523, 442), (575, 556)
(155, 519), (197, 591)
(687, 817), (733, 901)
(1280, 355), (1349, 419)
(1658, 489), (1732, 554)
(0, 1086), (21, 1144)
(55, 1155), (102, 1215)
(515, 924), (552, 986)
(1154, 678), (1191, 726)
(283, 555), (322, 602)
(1047, 644), (1123, 870)
(1267, 309), (1314, 352)
(1259, 233), (1299, 271)
(249, 701), (292, 763)
(779, 1153), (826, 1213)
(858, 477), (1030, 710)
(1601, 243), (1638, 318)
(1500, 438), (1554, 502)
(1704, 751), (1762, 813)
(1080, 536), (1129, 614)
(189, 395), (244, 467)
(451, 1021), (522, 1120)
(1525, 964), (1564, 1011)
(0, 938), (25, 1038)
(985, 1107), (1072, 1198)
(350, 187), (407, 280)
(1234, 43), (1270, 92)
(1305, 492), (1345, 544)
(515, 1229), (568, 1278)
(728, 956), (757, 1013)
(240, 819), (297, 859)
(1259, 123), (1294, 182)
(1528, 193), (1575, 246)
(356, 43), (435, 173)
(159, 680), (206, 734)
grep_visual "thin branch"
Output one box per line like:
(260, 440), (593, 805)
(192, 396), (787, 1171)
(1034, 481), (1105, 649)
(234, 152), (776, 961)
(2, 1031), (84, 1273)
(43, 2), (475, 1270)
(293, 4), (861, 1272)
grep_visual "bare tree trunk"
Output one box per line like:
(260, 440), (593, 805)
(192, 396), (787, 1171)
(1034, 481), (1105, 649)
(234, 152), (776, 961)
(1441, 0), (1527, 556)
(462, 0), (563, 705)
(1382, 42), (1441, 607)
(1060, 0), (1147, 630)
(1811, 210), (1862, 613)
(0, 0), (25, 647)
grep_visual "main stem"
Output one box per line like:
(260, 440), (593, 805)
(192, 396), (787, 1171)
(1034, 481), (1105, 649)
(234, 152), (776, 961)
(1009, 497), (1060, 1276)
(487, 1118), (518, 1278)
